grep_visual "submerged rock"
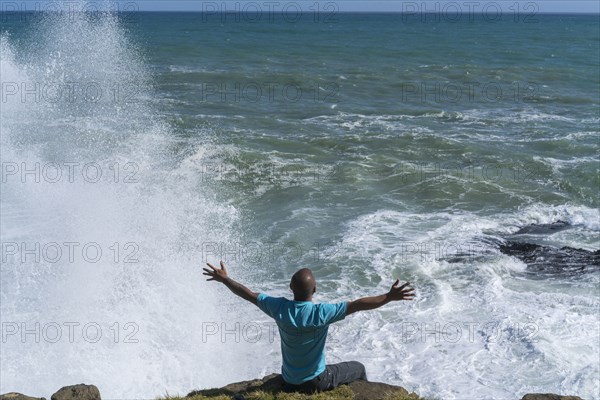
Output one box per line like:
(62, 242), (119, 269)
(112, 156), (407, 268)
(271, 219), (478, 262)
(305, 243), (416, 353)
(501, 220), (599, 275)
(442, 220), (599, 275)
(50, 385), (100, 400)
(514, 220), (572, 235)
(500, 241), (600, 275)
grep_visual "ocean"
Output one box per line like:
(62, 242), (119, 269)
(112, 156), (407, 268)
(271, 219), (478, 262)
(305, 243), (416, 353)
(1, 9), (598, 400)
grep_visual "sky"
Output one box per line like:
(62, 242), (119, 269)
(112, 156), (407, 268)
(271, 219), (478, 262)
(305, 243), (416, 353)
(8, 1), (600, 13)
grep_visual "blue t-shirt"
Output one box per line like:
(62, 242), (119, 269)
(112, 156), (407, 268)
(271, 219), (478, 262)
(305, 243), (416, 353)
(256, 293), (347, 384)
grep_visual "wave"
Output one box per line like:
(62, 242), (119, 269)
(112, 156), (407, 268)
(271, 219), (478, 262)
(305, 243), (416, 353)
(315, 205), (599, 399)
(0, 11), (255, 398)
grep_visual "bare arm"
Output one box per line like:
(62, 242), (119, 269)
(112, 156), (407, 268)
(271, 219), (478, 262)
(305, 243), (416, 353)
(203, 261), (258, 305)
(346, 279), (415, 316)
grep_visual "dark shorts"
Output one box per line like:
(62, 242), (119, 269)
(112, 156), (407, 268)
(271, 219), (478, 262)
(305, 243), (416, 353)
(282, 361), (368, 393)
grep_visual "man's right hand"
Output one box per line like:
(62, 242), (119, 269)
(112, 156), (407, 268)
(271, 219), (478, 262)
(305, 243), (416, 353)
(386, 279), (415, 301)
(203, 261), (229, 283)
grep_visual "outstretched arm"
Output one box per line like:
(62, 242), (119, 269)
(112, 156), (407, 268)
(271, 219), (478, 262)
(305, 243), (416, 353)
(203, 261), (258, 305)
(346, 279), (415, 316)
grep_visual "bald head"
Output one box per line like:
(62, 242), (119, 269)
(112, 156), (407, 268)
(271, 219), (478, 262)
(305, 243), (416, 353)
(290, 268), (316, 301)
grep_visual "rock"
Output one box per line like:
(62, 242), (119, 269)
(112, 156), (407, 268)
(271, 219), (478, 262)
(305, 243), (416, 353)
(347, 379), (419, 400)
(514, 220), (571, 235)
(187, 374), (284, 397)
(187, 373), (420, 399)
(443, 220), (599, 276)
(50, 385), (100, 400)
(0, 394), (45, 400)
(499, 241), (600, 276)
(498, 220), (599, 276)
(521, 394), (584, 400)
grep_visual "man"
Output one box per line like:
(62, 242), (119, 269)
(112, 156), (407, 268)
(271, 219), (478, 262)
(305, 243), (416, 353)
(203, 261), (415, 393)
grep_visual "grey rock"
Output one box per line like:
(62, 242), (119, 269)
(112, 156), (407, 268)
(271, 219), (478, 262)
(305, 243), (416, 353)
(0, 393), (45, 400)
(521, 394), (584, 400)
(187, 373), (420, 399)
(50, 385), (100, 400)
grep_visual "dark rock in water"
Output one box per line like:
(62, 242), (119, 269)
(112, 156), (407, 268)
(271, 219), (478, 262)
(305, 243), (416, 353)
(500, 241), (600, 275)
(514, 220), (572, 235)
(186, 373), (420, 400)
(521, 394), (583, 400)
(50, 385), (100, 400)
(0, 394), (45, 400)
(502, 220), (599, 275)
(422, 220), (599, 276)
(440, 235), (504, 264)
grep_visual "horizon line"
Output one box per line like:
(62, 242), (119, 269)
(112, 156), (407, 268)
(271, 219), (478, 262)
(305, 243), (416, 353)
(1, 10), (599, 14)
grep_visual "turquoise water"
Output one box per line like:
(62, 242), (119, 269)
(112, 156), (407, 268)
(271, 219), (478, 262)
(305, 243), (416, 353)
(144, 13), (599, 212)
(1, 11), (598, 399)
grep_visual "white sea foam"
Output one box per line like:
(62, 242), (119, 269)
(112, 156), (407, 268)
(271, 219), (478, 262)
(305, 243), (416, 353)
(0, 12), (261, 398)
(310, 207), (599, 399)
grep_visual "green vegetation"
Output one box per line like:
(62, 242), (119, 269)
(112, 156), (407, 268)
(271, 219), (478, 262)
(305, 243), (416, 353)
(160, 385), (422, 400)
